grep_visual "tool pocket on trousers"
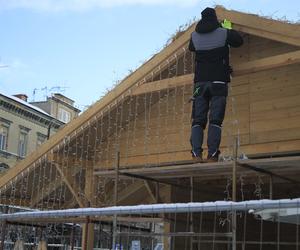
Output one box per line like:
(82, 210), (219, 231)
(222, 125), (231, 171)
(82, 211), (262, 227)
(194, 82), (207, 97)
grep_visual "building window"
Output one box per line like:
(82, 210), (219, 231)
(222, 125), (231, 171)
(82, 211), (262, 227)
(36, 133), (47, 148)
(58, 108), (71, 123)
(0, 125), (9, 151)
(18, 131), (28, 157)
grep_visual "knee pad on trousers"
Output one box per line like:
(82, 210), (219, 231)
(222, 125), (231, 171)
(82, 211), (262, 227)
(192, 120), (206, 129)
(192, 119), (207, 130)
(209, 120), (223, 128)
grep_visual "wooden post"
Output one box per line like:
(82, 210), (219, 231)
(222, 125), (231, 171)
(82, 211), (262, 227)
(110, 224), (113, 249)
(232, 137), (238, 250)
(82, 216), (90, 250)
(82, 214), (94, 250)
(156, 182), (160, 203)
(269, 176), (273, 200)
(164, 222), (171, 250)
(163, 185), (172, 250)
(37, 240), (47, 250)
(112, 151), (120, 250)
(0, 206), (8, 250)
(82, 160), (95, 250)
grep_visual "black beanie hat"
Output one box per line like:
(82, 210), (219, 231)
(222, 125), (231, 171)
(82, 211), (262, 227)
(201, 7), (217, 20)
(196, 7), (220, 33)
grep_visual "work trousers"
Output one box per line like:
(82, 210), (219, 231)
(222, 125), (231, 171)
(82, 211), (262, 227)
(191, 81), (227, 157)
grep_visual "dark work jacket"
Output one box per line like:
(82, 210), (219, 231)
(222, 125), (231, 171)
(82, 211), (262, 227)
(189, 24), (243, 83)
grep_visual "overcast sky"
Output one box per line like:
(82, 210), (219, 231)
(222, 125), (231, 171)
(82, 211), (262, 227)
(0, 0), (299, 110)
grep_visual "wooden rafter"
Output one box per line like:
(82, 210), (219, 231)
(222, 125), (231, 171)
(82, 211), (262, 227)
(216, 6), (300, 47)
(51, 153), (94, 168)
(232, 25), (300, 47)
(132, 50), (300, 96)
(30, 177), (63, 207)
(144, 181), (158, 203)
(234, 49), (300, 75)
(132, 74), (191, 96)
(62, 197), (78, 209)
(30, 164), (83, 207)
(53, 163), (88, 208)
(0, 197), (32, 207)
(106, 181), (145, 205)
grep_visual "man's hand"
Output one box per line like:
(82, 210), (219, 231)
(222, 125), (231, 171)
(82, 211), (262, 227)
(221, 19), (232, 29)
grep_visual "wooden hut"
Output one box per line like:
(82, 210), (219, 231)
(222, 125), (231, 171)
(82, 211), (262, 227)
(0, 6), (299, 250)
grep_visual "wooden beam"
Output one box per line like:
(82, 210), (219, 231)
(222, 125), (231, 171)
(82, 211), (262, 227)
(116, 181), (145, 204)
(234, 50), (300, 76)
(82, 164), (95, 250)
(233, 24), (300, 47)
(106, 181), (145, 205)
(144, 181), (158, 203)
(132, 50), (300, 96)
(215, 6), (300, 47)
(62, 197), (78, 209)
(30, 163), (83, 207)
(132, 74), (192, 96)
(82, 218), (94, 250)
(53, 163), (87, 208)
(163, 186), (171, 250)
(30, 177), (63, 207)
(51, 153), (94, 168)
(0, 197), (32, 207)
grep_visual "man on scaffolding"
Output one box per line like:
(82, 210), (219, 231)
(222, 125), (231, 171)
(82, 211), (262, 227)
(189, 7), (243, 163)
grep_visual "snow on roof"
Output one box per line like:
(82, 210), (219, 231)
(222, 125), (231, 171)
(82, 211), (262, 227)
(1, 93), (57, 119)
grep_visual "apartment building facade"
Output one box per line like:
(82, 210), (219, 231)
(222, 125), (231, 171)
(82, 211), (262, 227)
(30, 93), (80, 123)
(0, 93), (64, 171)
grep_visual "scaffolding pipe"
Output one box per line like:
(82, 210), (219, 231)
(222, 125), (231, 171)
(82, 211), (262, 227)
(1, 199), (300, 221)
(190, 177), (194, 250)
(112, 151), (120, 250)
(232, 137), (238, 250)
(269, 176), (273, 200)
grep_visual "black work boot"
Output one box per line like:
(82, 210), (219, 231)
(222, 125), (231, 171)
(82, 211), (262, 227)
(207, 150), (220, 163)
(191, 151), (204, 163)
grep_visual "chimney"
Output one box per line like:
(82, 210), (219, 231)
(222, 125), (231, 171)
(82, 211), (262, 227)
(13, 94), (28, 102)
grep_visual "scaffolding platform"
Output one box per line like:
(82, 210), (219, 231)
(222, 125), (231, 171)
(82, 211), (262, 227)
(94, 156), (300, 182)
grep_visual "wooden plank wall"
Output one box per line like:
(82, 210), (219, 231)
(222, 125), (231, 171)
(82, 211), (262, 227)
(95, 35), (300, 168)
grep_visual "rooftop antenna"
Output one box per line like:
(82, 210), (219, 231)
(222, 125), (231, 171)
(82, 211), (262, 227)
(48, 86), (69, 95)
(32, 88), (39, 102)
(31, 85), (70, 102)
